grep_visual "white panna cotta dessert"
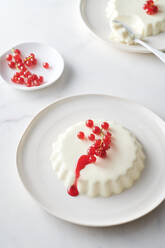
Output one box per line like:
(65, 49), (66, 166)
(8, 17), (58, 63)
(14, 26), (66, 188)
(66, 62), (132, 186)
(50, 120), (145, 197)
(106, 0), (165, 45)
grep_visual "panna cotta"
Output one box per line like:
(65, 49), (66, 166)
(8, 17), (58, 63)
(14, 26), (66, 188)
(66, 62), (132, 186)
(50, 120), (145, 197)
(106, 0), (165, 45)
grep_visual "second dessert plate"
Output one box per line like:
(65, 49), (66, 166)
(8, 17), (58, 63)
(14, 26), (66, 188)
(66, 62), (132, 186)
(17, 94), (165, 227)
(79, 0), (165, 53)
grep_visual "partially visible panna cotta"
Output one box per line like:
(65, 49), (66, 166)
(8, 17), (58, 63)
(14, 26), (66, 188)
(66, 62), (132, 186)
(50, 121), (145, 197)
(106, 0), (165, 45)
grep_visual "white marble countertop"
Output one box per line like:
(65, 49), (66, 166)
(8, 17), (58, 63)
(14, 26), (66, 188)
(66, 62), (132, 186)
(0, 0), (165, 247)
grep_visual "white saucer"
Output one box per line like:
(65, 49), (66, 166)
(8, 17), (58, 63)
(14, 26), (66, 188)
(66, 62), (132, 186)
(79, 0), (165, 53)
(0, 42), (64, 91)
(17, 94), (165, 227)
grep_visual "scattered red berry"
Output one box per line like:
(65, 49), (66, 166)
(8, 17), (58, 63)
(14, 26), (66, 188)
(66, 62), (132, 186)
(88, 133), (95, 141)
(86, 119), (94, 128)
(6, 54), (12, 61)
(77, 131), (85, 140)
(43, 62), (49, 69)
(101, 122), (109, 130)
(93, 126), (101, 135)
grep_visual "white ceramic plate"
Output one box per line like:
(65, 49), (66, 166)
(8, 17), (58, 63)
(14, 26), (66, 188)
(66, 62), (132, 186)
(79, 0), (165, 53)
(0, 42), (64, 91)
(17, 94), (165, 227)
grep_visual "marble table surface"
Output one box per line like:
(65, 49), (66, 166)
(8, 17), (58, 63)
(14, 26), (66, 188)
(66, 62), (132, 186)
(0, 0), (165, 247)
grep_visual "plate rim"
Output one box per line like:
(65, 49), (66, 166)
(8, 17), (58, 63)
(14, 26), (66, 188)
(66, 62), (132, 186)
(16, 93), (165, 227)
(79, 0), (165, 54)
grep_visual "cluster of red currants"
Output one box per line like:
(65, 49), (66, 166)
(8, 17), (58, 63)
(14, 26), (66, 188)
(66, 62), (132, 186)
(6, 49), (50, 87)
(24, 53), (37, 67)
(143, 0), (158, 15)
(77, 119), (112, 162)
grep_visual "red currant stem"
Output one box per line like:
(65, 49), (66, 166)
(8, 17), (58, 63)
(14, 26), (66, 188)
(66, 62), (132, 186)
(24, 55), (33, 62)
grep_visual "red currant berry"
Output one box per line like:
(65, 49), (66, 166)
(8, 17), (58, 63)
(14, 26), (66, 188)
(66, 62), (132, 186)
(94, 139), (101, 148)
(86, 119), (94, 128)
(8, 61), (15, 69)
(17, 77), (24, 84)
(14, 49), (21, 55)
(6, 54), (12, 61)
(106, 131), (111, 137)
(100, 150), (107, 158)
(32, 74), (38, 81)
(88, 133), (95, 141)
(43, 62), (49, 69)
(88, 146), (95, 155)
(20, 66), (27, 72)
(39, 76), (44, 83)
(19, 71), (24, 76)
(33, 58), (37, 65)
(93, 126), (101, 135)
(15, 72), (20, 77)
(35, 81), (41, 86)
(11, 77), (17, 83)
(30, 53), (35, 58)
(13, 54), (22, 63)
(26, 81), (32, 87)
(25, 60), (32, 67)
(77, 131), (85, 140)
(24, 71), (31, 78)
(101, 122), (109, 130)
(17, 62), (23, 69)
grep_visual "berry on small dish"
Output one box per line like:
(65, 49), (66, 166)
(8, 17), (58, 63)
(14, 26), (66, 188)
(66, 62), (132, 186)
(0, 42), (64, 91)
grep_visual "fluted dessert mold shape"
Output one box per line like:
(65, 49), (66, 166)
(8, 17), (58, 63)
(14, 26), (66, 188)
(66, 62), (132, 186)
(50, 121), (145, 197)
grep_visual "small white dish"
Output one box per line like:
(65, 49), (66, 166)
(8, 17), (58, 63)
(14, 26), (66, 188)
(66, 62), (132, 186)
(17, 94), (165, 227)
(79, 0), (165, 53)
(0, 42), (64, 91)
